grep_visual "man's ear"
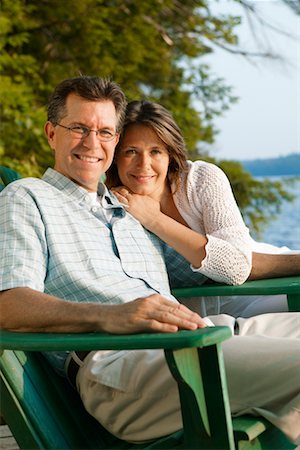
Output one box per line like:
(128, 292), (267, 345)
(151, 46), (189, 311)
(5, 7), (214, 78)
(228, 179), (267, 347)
(114, 133), (120, 146)
(44, 121), (56, 150)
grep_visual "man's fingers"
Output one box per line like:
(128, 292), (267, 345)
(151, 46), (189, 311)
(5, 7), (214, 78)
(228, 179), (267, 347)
(150, 299), (206, 330)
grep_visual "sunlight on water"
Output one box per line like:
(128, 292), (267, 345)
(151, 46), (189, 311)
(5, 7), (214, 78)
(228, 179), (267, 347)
(253, 177), (300, 251)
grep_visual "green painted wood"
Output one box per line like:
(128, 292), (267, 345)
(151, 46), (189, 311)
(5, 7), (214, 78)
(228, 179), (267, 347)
(0, 367), (44, 449)
(287, 293), (300, 311)
(232, 416), (268, 441)
(0, 350), (72, 449)
(166, 344), (236, 450)
(0, 327), (232, 352)
(232, 416), (295, 450)
(0, 349), (185, 449)
(0, 328), (232, 450)
(172, 276), (300, 298)
(197, 344), (235, 449)
(165, 348), (212, 448)
(0, 166), (21, 186)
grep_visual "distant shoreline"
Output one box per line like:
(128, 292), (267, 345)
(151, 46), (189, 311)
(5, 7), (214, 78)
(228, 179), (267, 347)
(237, 153), (300, 177)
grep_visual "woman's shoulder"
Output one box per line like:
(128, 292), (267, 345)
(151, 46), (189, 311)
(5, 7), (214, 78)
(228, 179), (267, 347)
(184, 159), (229, 185)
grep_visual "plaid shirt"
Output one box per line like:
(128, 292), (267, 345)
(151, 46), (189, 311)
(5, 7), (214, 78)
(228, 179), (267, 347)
(0, 169), (176, 374)
(0, 169), (208, 374)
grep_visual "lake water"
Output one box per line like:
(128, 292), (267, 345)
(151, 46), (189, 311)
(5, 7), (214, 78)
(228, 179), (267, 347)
(251, 177), (300, 251)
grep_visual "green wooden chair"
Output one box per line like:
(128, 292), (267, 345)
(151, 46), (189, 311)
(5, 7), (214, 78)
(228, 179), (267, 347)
(1, 281), (299, 450)
(0, 165), (22, 191)
(0, 314), (298, 450)
(0, 166), (299, 449)
(1, 277), (299, 450)
(173, 276), (300, 312)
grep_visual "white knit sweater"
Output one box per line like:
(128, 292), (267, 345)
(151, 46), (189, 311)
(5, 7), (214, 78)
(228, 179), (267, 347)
(173, 160), (252, 285)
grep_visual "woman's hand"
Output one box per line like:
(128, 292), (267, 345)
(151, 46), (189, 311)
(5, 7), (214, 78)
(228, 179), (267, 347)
(112, 186), (161, 228)
(111, 187), (207, 269)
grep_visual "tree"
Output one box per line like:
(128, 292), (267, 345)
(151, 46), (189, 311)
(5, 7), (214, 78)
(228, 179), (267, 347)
(0, 0), (295, 232)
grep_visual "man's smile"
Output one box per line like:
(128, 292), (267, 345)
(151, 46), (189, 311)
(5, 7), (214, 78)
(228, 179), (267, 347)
(74, 154), (102, 163)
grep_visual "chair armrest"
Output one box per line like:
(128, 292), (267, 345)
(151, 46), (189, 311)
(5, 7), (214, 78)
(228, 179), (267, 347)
(0, 326), (231, 352)
(172, 276), (300, 312)
(172, 276), (300, 297)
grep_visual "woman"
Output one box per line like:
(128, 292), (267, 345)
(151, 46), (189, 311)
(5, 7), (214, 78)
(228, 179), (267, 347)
(106, 100), (299, 317)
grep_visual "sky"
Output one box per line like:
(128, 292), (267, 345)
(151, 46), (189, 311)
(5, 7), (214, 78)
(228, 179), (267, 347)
(202, 1), (300, 161)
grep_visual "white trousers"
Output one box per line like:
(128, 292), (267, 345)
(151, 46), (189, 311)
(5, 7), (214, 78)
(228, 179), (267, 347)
(180, 293), (288, 317)
(76, 312), (300, 444)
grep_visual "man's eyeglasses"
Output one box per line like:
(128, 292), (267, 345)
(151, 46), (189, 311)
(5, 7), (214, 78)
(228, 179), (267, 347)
(55, 123), (117, 142)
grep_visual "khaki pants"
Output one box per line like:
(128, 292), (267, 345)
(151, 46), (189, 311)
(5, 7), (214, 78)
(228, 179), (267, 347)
(76, 312), (300, 444)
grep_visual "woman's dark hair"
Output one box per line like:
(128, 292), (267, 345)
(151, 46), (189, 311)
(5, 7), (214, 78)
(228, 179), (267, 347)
(105, 100), (188, 191)
(47, 76), (127, 132)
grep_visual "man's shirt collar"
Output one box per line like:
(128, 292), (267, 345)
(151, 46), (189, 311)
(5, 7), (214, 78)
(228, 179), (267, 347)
(42, 168), (120, 209)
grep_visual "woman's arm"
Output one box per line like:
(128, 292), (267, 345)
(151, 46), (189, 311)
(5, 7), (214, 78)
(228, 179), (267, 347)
(249, 252), (300, 280)
(114, 190), (208, 268)
(114, 161), (252, 285)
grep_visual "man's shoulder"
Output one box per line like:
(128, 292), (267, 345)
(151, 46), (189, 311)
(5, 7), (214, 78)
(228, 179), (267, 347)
(0, 174), (66, 212)
(1, 177), (51, 197)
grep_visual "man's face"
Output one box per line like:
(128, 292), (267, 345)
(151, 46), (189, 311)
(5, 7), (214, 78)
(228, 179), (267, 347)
(45, 93), (119, 192)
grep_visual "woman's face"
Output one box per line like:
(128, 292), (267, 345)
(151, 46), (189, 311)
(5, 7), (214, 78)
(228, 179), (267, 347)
(116, 124), (170, 200)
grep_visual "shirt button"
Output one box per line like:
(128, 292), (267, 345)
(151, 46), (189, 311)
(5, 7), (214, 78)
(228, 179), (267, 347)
(84, 195), (90, 202)
(91, 206), (98, 213)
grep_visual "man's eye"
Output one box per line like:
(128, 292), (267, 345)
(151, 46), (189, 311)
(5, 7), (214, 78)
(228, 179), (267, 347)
(71, 126), (87, 135)
(99, 130), (114, 138)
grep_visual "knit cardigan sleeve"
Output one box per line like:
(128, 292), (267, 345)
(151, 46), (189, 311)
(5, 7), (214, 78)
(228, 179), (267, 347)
(173, 160), (252, 285)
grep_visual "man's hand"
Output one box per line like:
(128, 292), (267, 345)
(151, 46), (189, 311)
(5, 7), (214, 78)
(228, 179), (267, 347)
(99, 294), (207, 334)
(0, 289), (206, 335)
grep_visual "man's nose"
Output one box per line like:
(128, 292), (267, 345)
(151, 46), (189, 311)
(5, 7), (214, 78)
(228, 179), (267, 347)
(82, 130), (101, 149)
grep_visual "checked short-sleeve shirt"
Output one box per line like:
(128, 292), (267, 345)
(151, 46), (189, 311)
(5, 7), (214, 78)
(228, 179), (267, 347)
(0, 169), (177, 374)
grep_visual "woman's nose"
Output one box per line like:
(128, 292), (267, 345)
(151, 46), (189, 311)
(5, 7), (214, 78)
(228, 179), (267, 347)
(137, 153), (151, 167)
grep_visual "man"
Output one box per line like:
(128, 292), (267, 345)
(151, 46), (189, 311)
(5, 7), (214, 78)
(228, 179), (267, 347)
(0, 76), (299, 445)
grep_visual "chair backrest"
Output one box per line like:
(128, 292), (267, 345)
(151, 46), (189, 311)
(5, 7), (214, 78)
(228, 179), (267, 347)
(0, 349), (140, 449)
(0, 166), (22, 190)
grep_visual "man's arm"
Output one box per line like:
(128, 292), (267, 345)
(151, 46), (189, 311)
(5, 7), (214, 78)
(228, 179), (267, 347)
(0, 287), (206, 334)
(249, 252), (300, 280)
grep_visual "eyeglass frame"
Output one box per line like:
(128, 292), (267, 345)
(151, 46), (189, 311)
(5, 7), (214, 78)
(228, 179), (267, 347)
(55, 123), (118, 142)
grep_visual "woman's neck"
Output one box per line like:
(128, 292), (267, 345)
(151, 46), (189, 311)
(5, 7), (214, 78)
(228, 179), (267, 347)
(159, 188), (189, 227)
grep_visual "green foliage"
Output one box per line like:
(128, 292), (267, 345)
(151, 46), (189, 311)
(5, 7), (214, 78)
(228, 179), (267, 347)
(0, 0), (238, 172)
(0, 0), (293, 231)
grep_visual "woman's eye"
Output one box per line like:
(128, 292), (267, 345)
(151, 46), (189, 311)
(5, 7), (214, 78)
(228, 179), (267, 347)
(125, 149), (137, 155)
